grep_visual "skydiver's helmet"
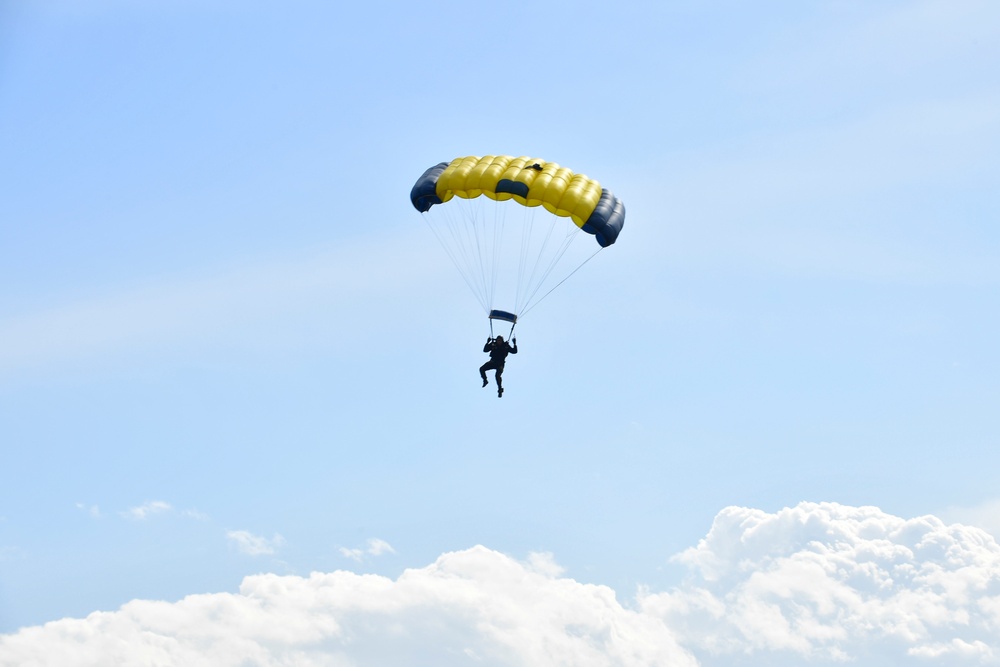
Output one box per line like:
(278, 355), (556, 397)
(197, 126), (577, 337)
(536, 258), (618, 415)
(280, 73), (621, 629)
(495, 336), (504, 344)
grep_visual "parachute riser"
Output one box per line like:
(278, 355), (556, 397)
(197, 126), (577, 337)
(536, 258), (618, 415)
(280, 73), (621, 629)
(489, 321), (517, 341)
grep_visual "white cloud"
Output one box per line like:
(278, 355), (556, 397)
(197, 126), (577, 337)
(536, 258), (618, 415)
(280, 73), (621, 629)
(226, 530), (284, 557)
(908, 638), (994, 660)
(366, 538), (395, 557)
(526, 551), (565, 578)
(121, 501), (172, 521)
(6, 504), (1000, 666)
(338, 546), (364, 562)
(340, 537), (396, 562)
(640, 502), (1000, 664)
(0, 546), (695, 667)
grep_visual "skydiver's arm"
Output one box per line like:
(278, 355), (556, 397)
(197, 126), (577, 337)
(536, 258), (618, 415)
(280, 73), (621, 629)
(483, 341), (493, 353)
(509, 342), (517, 354)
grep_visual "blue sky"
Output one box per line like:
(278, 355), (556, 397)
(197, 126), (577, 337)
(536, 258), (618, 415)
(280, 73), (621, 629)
(1, 1), (999, 664)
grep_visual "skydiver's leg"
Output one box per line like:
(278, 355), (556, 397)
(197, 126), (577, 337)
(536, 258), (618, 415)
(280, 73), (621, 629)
(495, 364), (504, 395)
(480, 361), (494, 387)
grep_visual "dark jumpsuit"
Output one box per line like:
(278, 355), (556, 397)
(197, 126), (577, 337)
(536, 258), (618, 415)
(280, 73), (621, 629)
(480, 338), (517, 391)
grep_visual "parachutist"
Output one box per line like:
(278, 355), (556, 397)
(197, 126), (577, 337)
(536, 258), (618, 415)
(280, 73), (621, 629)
(480, 335), (517, 397)
(409, 155), (623, 381)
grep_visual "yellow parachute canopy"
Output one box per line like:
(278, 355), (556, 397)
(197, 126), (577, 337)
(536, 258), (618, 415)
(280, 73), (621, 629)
(410, 154), (625, 324)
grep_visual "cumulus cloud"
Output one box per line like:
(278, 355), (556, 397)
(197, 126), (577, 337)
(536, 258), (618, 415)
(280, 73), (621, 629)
(640, 502), (1000, 664)
(5, 504), (1000, 666)
(226, 530), (284, 557)
(0, 546), (695, 667)
(526, 551), (566, 578)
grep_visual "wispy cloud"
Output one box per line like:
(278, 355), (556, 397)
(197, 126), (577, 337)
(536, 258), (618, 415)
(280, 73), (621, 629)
(120, 501), (171, 521)
(183, 509), (211, 522)
(339, 538), (396, 562)
(365, 538), (395, 557)
(227, 530), (284, 557)
(0, 231), (439, 377)
(338, 548), (364, 562)
(75, 503), (101, 519)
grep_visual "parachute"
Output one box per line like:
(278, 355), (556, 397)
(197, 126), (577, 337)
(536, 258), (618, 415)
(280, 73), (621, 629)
(410, 155), (625, 334)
